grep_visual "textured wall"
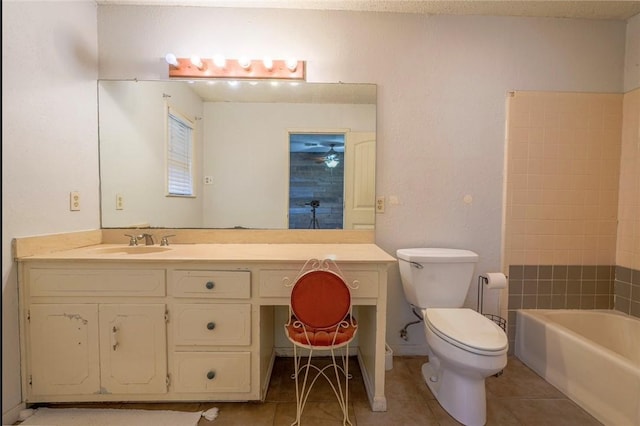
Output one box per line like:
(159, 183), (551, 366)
(96, 5), (628, 353)
(2, 2), (99, 422)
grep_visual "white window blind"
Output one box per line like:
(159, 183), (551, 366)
(167, 107), (194, 196)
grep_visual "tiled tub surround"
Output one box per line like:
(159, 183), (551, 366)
(504, 91), (622, 268)
(507, 264), (640, 351)
(506, 264), (615, 350)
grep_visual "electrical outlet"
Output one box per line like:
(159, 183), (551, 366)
(116, 194), (124, 210)
(70, 191), (81, 211)
(204, 176), (214, 185)
(376, 196), (385, 213)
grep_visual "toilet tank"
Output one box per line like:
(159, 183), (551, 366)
(397, 248), (479, 309)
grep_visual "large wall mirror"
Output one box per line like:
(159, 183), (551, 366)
(98, 80), (377, 230)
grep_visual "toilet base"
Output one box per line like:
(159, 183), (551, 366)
(421, 362), (487, 426)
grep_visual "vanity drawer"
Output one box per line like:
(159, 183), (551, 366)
(172, 352), (251, 393)
(259, 269), (379, 299)
(171, 270), (250, 299)
(28, 268), (166, 297)
(173, 304), (251, 346)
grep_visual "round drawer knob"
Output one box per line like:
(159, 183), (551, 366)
(207, 322), (216, 330)
(207, 371), (216, 380)
(205, 281), (215, 290)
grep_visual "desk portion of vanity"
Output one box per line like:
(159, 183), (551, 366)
(16, 243), (396, 411)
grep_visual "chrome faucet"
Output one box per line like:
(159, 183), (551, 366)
(138, 233), (155, 246)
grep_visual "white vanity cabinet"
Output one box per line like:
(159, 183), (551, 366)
(16, 242), (395, 410)
(23, 267), (168, 400)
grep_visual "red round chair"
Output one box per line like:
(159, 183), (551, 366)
(284, 260), (358, 425)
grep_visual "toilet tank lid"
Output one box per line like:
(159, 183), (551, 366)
(396, 248), (478, 263)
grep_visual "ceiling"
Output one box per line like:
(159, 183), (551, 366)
(97, 0), (640, 21)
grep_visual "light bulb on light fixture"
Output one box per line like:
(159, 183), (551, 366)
(228, 81), (239, 87)
(190, 55), (204, 69)
(285, 58), (298, 71)
(165, 53), (179, 67)
(238, 57), (251, 69)
(324, 144), (340, 168)
(213, 54), (226, 68)
(263, 57), (274, 70)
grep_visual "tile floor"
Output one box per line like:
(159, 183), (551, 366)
(20, 356), (602, 425)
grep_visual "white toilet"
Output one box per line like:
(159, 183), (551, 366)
(396, 248), (508, 426)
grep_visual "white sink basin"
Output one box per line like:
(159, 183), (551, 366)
(94, 246), (171, 255)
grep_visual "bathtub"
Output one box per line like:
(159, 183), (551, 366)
(515, 309), (640, 426)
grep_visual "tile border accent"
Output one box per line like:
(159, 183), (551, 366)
(614, 266), (640, 317)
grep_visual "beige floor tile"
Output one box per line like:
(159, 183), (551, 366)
(267, 356), (366, 404)
(382, 357), (431, 403)
(485, 398), (524, 425)
(353, 398), (438, 425)
(486, 357), (565, 399)
(274, 401), (356, 425)
(501, 398), (603, 425)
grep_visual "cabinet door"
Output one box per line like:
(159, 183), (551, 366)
(29, 304), (100, 396)
(99, 304), (167, 394)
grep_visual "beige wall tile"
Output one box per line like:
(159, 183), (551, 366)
(505, 91), (623, 267)
(616, 88), (640, 270)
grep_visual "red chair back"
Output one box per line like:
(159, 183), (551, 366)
(290, 270), (351, 329)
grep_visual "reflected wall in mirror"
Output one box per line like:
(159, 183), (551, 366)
(98, 80), (376, 229)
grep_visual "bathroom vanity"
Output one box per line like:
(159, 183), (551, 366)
(15, 236), (395, 411)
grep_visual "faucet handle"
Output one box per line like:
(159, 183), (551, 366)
(124, 234), (139, 246)
(160, 235), (176, 246)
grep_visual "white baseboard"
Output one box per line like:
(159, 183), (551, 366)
(2, 401), (25, 426)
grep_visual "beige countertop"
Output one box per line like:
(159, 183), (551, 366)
(17, 243), (397, 264)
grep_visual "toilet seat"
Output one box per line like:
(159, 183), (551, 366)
(425, 308), (507, 356)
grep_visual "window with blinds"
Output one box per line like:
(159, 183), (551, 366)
(167, 107), (194, 196)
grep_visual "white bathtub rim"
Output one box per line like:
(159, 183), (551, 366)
(516, 309), (639, 370)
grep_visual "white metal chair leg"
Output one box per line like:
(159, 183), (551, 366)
(290, 345), (352, 426)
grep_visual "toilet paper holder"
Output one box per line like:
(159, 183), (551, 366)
(476, 275), (507, 333)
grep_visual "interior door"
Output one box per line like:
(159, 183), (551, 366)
(344, 132), (376, 229)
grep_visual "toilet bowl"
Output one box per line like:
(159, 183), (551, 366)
(396, 248), (509, 426)
(422, 308), (507, 426)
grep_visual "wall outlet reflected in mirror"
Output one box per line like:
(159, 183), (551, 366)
(116, 194), (124, 210)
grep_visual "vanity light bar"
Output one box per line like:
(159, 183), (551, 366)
(167, 56), (306, 81)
